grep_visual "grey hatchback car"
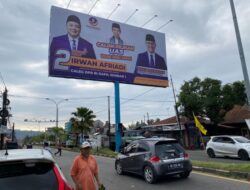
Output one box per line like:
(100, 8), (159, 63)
(115, 138), (192, 183)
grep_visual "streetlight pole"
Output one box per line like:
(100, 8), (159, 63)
(108, 96), (111, 148)
(45, 98), (68, 128)
(229, 0), (250, 110)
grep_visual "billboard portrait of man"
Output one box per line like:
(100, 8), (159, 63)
(135, 34), (167, 70)
(109, 23), (124, 45)
(50, 15), (96, 68)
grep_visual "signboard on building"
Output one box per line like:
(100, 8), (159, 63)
(162, 125), (185, 131)
(0, 125), (8, 134)
(49, 6), (168, 87)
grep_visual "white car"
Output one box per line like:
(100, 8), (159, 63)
(206, 135), (250, 160)
(0, 149), (72, 190)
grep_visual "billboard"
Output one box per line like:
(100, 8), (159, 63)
(49, 6), (168, 87)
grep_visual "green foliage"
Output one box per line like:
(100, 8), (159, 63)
(221, 81), (247, 111)
(178, 77), (247, 124)
(70, 107), (96, 142)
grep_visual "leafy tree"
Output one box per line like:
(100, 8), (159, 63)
(155, 118), (161, 123)
(23, 135), (32, 144)
(201, 78), (223, 124)
(178, 77), (203, 118)
(178, 77), (246, 125)
(70, 107), (96, 145)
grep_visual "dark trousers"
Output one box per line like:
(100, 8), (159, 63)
(55, 148), (62, 156)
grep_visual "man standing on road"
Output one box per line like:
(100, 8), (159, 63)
(71, 141), (101, 190)
(54, 141), (62, 156)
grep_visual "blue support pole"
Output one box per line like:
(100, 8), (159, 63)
(114, 81), (121, 152)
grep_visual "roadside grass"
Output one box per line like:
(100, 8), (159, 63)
(91, 148), (118, 157)
(192, 160), (250, 173)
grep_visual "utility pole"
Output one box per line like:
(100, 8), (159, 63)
(12, 123), (15, 142)
(170, 75), (183, 145)
(108, 96), (111, 148)
(229, 0), (250, 110)
(147, 112), (149, 124)
(0, 88), (9, 149)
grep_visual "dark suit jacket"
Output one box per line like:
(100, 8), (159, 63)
(136, 51), (167, 70)
(49, 34), (96, 66)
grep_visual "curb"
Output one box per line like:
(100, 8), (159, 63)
(192, 166), (250, 180)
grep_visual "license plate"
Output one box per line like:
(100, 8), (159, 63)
(169, 163), (183, 169)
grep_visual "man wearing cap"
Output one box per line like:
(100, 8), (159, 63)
(109, 23), (124, 45)
(49, 15), (96, 70)
(135, 34), (167, 70)
(71, 141), (101, 190)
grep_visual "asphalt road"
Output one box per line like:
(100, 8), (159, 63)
(54, 149), (250, 190)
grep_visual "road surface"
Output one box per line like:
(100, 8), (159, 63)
(53, 149), (250, 190)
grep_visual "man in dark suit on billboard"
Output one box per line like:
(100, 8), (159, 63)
(50, 15), (96, 67)
(136, 34), (167, 70)
(109, 23), (124, 45)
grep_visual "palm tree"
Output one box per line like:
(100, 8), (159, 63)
(70, 107), (96, 146)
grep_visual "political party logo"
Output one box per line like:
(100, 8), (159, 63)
(89, 17), (98, 26)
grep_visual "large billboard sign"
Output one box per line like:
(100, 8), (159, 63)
(49, 6), (168, 87)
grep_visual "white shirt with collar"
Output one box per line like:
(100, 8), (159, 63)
(68, 35), (79, 50)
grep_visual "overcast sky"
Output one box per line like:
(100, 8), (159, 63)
(0, 0), (249, 131)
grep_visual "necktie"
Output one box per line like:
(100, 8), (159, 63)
(72, 39), (76, 50)
(150, 54), (155, 67)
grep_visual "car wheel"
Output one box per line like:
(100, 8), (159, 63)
(207, 148), (215, 158)
(238, 150), (249, 161)
(180, 171), (190, 179)
(115, 161), (123, 175)
(144, 166), (157, 184)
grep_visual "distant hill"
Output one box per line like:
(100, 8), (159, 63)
(14, 130), (42, 139)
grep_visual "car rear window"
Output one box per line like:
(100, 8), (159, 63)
(0, 161), (58, 190)
(155, 141), (185, 159)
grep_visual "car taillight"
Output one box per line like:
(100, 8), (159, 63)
(149, 156), (161, 163)
(53, 165), (72, 190)
(184, 153), (189, 159)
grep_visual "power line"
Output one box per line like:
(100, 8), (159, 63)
(8, 94), (107, 100)
(9, 94), (47, 100)
(95, 88), (156, 114)
(0, 72), (7, 89)
(120, 88), (155, 105)
(118, 97), (174, 103)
